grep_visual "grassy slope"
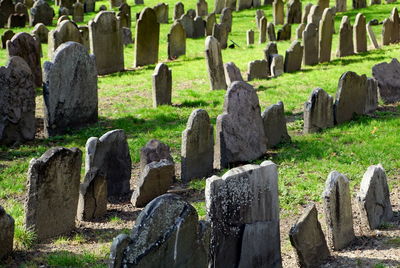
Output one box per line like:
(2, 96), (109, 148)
(1, 0), (400, 266)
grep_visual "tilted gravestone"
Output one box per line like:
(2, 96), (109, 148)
(31, 23), (49, 43)
(43, 42), (98, 137)
(303, 23), (319, 66)
(152, 63), (172, 107)
(25, 147), (82, 240)
(214, 81), (266, 168)
(0, 0), (14, 28)
(367, 21), (379, 49)
(205, 12), (215, 36)
(220, 7), (232, 32)
(247, 29), (254, 45)
(179, 13), (194, 38)
(357, 164), (393, 230)
(247, 59), (269, 80)
(0, 56), (35, 145)
(205, 36), (227, 90)
(174, 2), (184, 20)
(153, 3), (168, 24)
(354, 13), (367, 53)
(168, 21), (186, 60)
(277, 23), (291, 41)
(372, 58), (400, 104)
(336, 16), (354, 57)
(303, 88), (334, 134)
(270, 54), (284, 77)
(118, 4), (131, 28)
(262, 101), (290, 148)
(30, 0), (54, 26)
(110, 194), (209, 267)
(85, 129), (132, 197)
(7, 32), (42, 87)
(206, 161), (282, 267)
(273, 0), (284, 25)
(286, 0), (301, 24)
(196, 0), (208, 17)
(212, 23), (228, 48)
(284, 40), (303, 73)
(382, 18), (393, 46)
(1, 30), (14, 49)
(181, 109), (214, 182)
(259, 17), (267, 43)
(224, 62), (244, 85)
(267, 22), (276, 41)
(323, 171), (355, 250)
(48, 20), (83, 59)
(319, 8), (334, 63)
(89, 11), (124, 74)
(0, 206), (14, 259)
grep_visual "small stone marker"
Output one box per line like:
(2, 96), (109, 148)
(220, 7), (232, 32)
(336, 16), (354, 57)
(372, 58), (400, 104)
(187, 8), (196, 19)
(289, 203), (330, 268)
(262, 101), (290, 147)
(247, 59), (269, 80)
(1, 30), (14, 49)
(212, 23), (228, 49)
(31, 23), (49, 43)
(193, 16), (205, 38)
(30, 0), (54, 26)
(267, 22), (276, 41)
(323, 171), (355, 250)
(264, 42), (278, 68)
(354, 13), (367, 53)
(168, 21), (186, 60)
(273, 0), (284, 25)
(0, 206), (14, 259)
(319, 8), (334, 63)
(214, 81), (266, 168)
(284, 40), (303, 73)
(174, 2), (184, 20)
(303, 23), (319, 66)
(277, 23), (291, 40)
(196, 0), (208, 17)
(48, 20), (83, 59)
(357, 164), (393, 230)
(259, 17), (267, 43)
(152, 63), (172, 107)
(224, 62), (244, 85)
(139, 139), (174, 171)
(247, 29), (254, 45)
(382, 18), (393, 46)
(256, 9), (265, 29)
(286, 0), (302, 24)
(25, 147), (82, 240)
(205, 12), (215, 36)
(270, 54), (284, 77)
(205, 36), (227, 90)
(179, 13), (194, 38)
(303, 88), (334, 134)
(367, 21), (379, 49)
(153, 3), (168, 24)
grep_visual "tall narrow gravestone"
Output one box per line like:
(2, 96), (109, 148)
(167, 21), (186, 60)
(303, 23), (319, 66)
(336, 16), (354, 57)
(319, 8), (334, 63)
(152, 63), (172, 107)
(354, 13), (367, 53)
(205, 36), (226, 90)
(303, 88), (334, 134)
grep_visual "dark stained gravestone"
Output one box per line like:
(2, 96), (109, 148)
(30, 0), (54, 26)
(371, 58), (400, 104)
(48, 20), (83, 59)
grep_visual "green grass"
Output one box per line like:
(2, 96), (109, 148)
(46, 251), (105, 267)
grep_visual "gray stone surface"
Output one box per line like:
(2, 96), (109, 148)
(30, 0), (54, 26)
(319, 8), (334, 63)
(365, 77), (378, 113)
(206, 161), (281, 267)
(318, 0), (329, 9)
(25, 147), (82, 240)
(186, 8), (196, 19)
(179, 13), (194, 38)
(181, 109), (214, 182)
(247, 59), (269, 80)
(48, 20), (83, 59)
(89, 11), (124, 74)
(85, 129), (132, 197)
(277, 23), (291, 41)
(336, 16), (354, 57)
(153, 3), (168, 24)
(212, 23), (228, 49)
(220, 7), (232, 32)
(367, 21), (379, 49)
(224, 61), (244, 85)
(205, 36), (227, 90)
(57, 15), (70, 25)
(174, 2), (184, 20)
(354, 13), (367, 53)
(31, 23), (49, 43)
(205, 12), (215, 36)
(193, 16), (205, 38)
(303, 88), (334, 134)
(323, 171), (355, 250)
(43, 42), (97, 137)
(247, 29), (254, 45)
(1, 30), (14, 49)
(357, 164), (393, 230)
(289, 203), (330, 268)
(225, 0), (236, 10)
(284, 40), (303, 73)
(140, 139), (174, 171)
(262, 101), (290, 148)
(286, 0), (302, 24)
(152, 63), (172, 107)
(267, 22), (276, 41)
(0, 206), (14, 259)
(382, 18), (393, 46)
(303, 23), (319, 66)
(0, 56), (35, 145)
(273, 0), (284, 25)
(168, 21), (186, 60)
(264, 42), (278, 64)
(270, 54), (284, 77)
(214, 81), (266, 168)
(259, 16), (267, 43)
(196, 0), (208, 16)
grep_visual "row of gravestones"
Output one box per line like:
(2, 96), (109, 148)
(0, 0), (54, 27)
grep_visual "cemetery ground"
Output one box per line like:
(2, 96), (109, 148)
(1, 0), (400, 266)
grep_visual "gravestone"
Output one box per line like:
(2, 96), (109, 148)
(86, 129), (132, 197)
(60, 0), (74, 12)
(238, 0), (252, 10)
(58, 6), (70, 17)
(57, 15), (70, 25)
(0, 206), (14, 259)
(154, 3), (168, 24)
(206, 161), (282, 267)
(365, 78), (378, 113)
(247, 29), (254, 45)
(303, 88), (334, 134)
(31, 23), (49, 43)
(372, 58), (400, 104)
(193, 16), (205, 38)
(270, 54), (284, 77)
(85, 0), (95, 12)
(367, 21), (379, 49)
(353, 0), (366, 9)
(220, 7), (232, 32)
(89, 11), (124, 74)
(121, 27), (133, 46)
(277, 23), (291, 40)
(319, 8), (334, 63)
(336, 16), (354, 57)
(25, 147), (82, 240)
(119, 3), (131, 28)
(167, 21), (186, 60)
(307, 5), (322, 26)
(267, 22), (276, 41)
(205, 12), (215, 36)
(354, 13), (367, 53)
(174, 2), (184, 20)
(336, 0), (346, 12)
(302, 3), (313, 23)
(48, 20), (83, 59)
(284, 40), (303, 73)
(1, 30), (14, 49)
(110, 0), (124, 8)
(212, 23), (228, 48)
(7, 32), (42, 87)
(181, 109), (214, 182)
(318, 0), (329, 9)
(196, 0), (208, 16)
(14, 3), (29, 19)
(295, 23), (306, 39)
(259, 17), (267, 43)
(357, 164), (393, 230)
(334, 71), (368, 124)
(286, 0), (301, 24)
(262, 101), (290, 147)
(179, 13), (194, 38)
(214, 81), (266, 168)
(8, 14), (26, 28)
(253, 0), (261, 7)
(0, 56), (35, 145)
(152, 63), (172, 107)
(390, 8), (399, 43)
(72, 2), (84, 22)
(43, 42), (97, 137)
(256, 9), (265, 29)
(224, 62), (244, 85)
(30, 0), (54, 26)
(187, 9), (196, 19)
(273, 0), (284, 25)
(139, 139), (173, 171)
(264, 42), (278, 69)
(382, 18), (393, 46)
(226, 0), (237, 10)
(247, 59), (269, 80)
(205, 36), (226, 90)
(79, 26), (90, 50)
(303, 23), (319, 66)
(0, 0), (14, 28)
(323, 171), (355, 250)
(289, 204), (330, 268)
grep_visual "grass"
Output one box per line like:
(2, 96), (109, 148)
(1, 0), (400, 266)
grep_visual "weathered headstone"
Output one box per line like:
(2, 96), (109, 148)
(60, 0), (74, 12)
(48, 20), (83, 59)
(58, 6), (70, 17)
(181, 109), (214, 182)
(259, 16), (267, 43)
(336, 0), (346, 12)
(193, 16), (205, 38)
(295, 23), (306, 39)
(30, 0), (54, 26)
(212, 23), (228, 49)
(174, 2), (184, 20)
(224, 62), (244, 85)
(0, 206), (14, 259)
(262, 101), (290, 148)
(139, 139), (173, 171)
(205, 12), (215, 36)
(323, 171), (355, 250)
(7, 14), (26, 28)
(153, 3), (168, 24)
(152, 63), (172, 107)
(118, 3), (131, 28)
(214, 0), (224, 13)
(353, 0), (366, 9)
(303, 23), (319, 66)
(206, 161), (282, 267)
(286, 0), (302, 24)
(15, 3), (29, 19)
(0, 0), (14, 28)
(372, 58), (400, 104)
(270, 54), (284, 77)
(354, 13), (367, 53)
(214, 81), (266, 168)
(303, 88), (334, 134)
(1, 30), (14, 49)
(167, 21), (186, 60)
(25, 147), (82, 240)
(319, 8), (334, 63)
(336, 16), (354, 57)
(247, 29), (254, 45)
(307, 4), (322, 26)
(357, 164), (393, 230)
(31, 23), (48, 43)
(205, 36), (227, 90)
(284, 40), (303, 73)
(256, 9), (265, 29)
(238, 0), (252, 10)
(187, 8), (196, 19)
(365, 78), (378, 113)
(273, 0), (284, 25)
(302, 3), (313, 23)
(264, 42), (278, 68)
(179, 13), (194, 38)
(196, 0), (208, 16)
(367, 21), (379, 49)
(390, 8), (399, 43)
(85, 129), (132, 197)
(382, 18), (393, 46)
(277, 23), (291, 40)
(220, 7), (232, 32)
(247, 59), (269, 80)
(267, 22), (276, 41)
(72, 2), (84, 22)
(57, 15), (70, 25)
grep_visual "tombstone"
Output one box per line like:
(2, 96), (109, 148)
(256, 9), (265, 29)
(79, 25), (90, 50)
(196, 0), (208, 16)
(323, 171), (355, 250)
(220, 7), (232, 32)
(214, 81), (266, 168)
(85, 129), (132, 197)
(296, 23), (306, 39)
(307, 5), (322, 26)
(336, 16), (354, 57)
(205, 36), (226, 90)
(319, 8), (334, 63)
(334, 71), (368, 124)
(367, 22), (379, 49)
(30, 0), (54, 26)
(1, 29), (14, 49)
(382, 18), (393, 46)
(0, 206), (14, 259)
(303, 23), (319, 66)
(0, 0), (14, 28)
(31, 23), (48, 43)
(89, 11), (124, 74)
(153, 3), (168, 24)
(193, 16), (205, 38)
(287, 0), (302, 24)
(270, 54), (284, 77)
(152, 63), (172, 107)
(110, 0), (124, 8)
(58, 6), (70, 17)
(57, 15), (70, 25)
(354, 13), (367, 53)
(302, 3), (313, 24)
(7, 14), (26, 28)
(353, 0), (366, 9)
(318, 0), (329, 9)
(206, 161), (281, 267)
(179, 14), (194, 38)
(267, 22), (276, 41)
(121, 27), (133, 46)
(277, 23), (291, 40)
(372, 58), (400, 104)
(60, 0), (74, 12)
(187, 8), (196, 19)
(48, 20), (83, 59)
(259, 17), (267, 43)
(205, 12), (215, 36)
(0, 57), (35, 145)
(226, 0), (237, 10)
(212, 23), (228, 48)
(264, 42), (278, 69)
(25, 147), (82, 240)
(253, 0), (261, 7)
(289, 204), (330, 267)
(85, 0), (95, 12)
(168, 21), (186, 60)
(15, 3), (28, 19)
(174, 2), (184, 20)
(139, 139), (173, 171)
(43, 42), (97, 137)
(181, 109), (214, 182)
(390, 8), (400, 44)
(77, 169), (107, 221)
(273, 0), (284, 25)
(111, 194), (209, 267)
(238, 0), (252, 10)
(224, 62), (244, 86)
(7, 32), (41, 87)
(364, 78), (378, 113)
(262, 101), (290, 148)
(24, 0), (33, 8)
(247, 59), (269, 80)
(118, 3), (131, 28)
(357, 164), (393, 230)
(284, 40), (303, 73)
(247, 29), (254, 45)
(336, 0), (346, 12)
(303, 88), (334, 134)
